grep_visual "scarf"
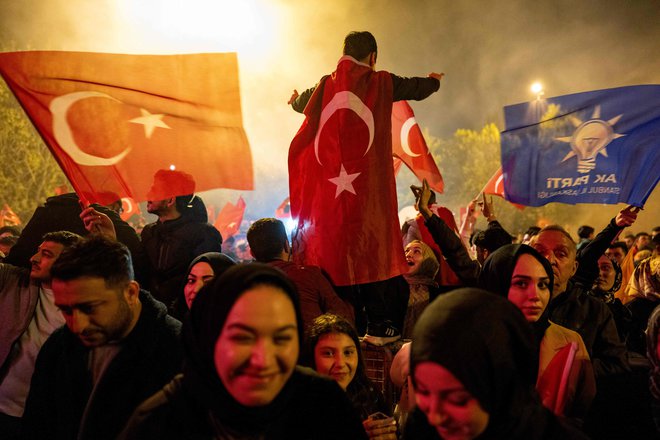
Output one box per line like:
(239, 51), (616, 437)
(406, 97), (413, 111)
(411, 288), (556, 439)
(181, 263), (304, 437)
(478, 244), (554, 348)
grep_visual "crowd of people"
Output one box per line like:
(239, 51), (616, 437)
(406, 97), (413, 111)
(0, 30), (659, 440)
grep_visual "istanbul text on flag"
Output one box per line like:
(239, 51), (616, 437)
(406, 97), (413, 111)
(289, 56), (407, 286)
(0, 51), (253, 205)
(501, 85), (660, 207)
(391, 101), (444, 193)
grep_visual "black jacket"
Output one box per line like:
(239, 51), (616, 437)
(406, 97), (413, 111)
(141, 215), (222, 307)
(21, 291), (183, 440)
(120, 367), (367, 440)
(547, 280), (629, 378)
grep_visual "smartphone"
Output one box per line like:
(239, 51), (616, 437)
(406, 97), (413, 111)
(368, 412), (389, 421)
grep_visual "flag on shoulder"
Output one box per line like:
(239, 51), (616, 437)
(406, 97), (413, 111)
(501, 85), (660, 207)
(289, 55), (407, 286)
(0, 51), (253, 205)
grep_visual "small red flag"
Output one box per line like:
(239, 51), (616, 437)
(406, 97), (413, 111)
(482, 167), (524, 210)
(214, 196), (246, 240)
(0, 204), (21, 226)
(0, 51), (253, 205)
(536, 342), (578, 415)
(120, 197), (140, 221)
(289, 56), (407, 286)
(391, 101), (444, 193)
(275, 197), (291, 219)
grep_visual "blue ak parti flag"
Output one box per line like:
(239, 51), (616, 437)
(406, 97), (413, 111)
(501, 85), (660, 207)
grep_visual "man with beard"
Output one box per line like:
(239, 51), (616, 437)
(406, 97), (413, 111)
(0, 231), (81, 440)
(141, 169), (222, 308)
(22, 236), (182, 440)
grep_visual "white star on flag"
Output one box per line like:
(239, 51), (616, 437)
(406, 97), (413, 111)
(328, 164), (360, 198)
(129, 108), (171, 138)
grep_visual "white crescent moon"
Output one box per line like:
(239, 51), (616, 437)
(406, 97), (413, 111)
(314, 91), (374, 165)
(494, 174), (504, 193)
(400, 117), (421, 157)
(50, 91), (131, 166)
(121, 197), (134, 214)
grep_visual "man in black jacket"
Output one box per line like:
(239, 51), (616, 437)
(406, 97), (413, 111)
(141, 169), (222, 307)
(22, 236), (182, 440)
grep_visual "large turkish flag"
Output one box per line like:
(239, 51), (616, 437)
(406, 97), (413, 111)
(391, 101), (444, 193)
(0, 51), (253, 205)
(289, 56), (408, 286)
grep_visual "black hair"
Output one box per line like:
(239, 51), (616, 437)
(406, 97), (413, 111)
(246, 218), (287, 262)
(473, 227), (513, 253)
(302, 314), (387, 419)
(607, 241), (629, 256)
(50, 236), (133, 289)
(577, 225), (595, 239)
(42, 230), (83, 248)
(0, 225), (21, 237)
(343, 31), (377, 61)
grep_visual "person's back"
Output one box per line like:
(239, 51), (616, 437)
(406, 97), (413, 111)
(288, 30), (443, 288)
(246, 218), (354, 329)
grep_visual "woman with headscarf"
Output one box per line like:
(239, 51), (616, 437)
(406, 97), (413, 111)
(170, 252), (236, 320)
(402, 240), (440, 339)
(302, 313), (397, 439)
(405, 288), (588, 439)
(478, 244), (595, 419)
(591, 255), (631, 343)
(120, 263), (367, 439)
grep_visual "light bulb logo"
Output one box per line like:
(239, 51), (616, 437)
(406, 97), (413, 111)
(556, 105), (625, 173)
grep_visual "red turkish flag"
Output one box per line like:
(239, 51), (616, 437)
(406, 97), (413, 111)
(391, 101), (444, 193)
(392, 157), (403, 176)
(536, 342), (578, 415)
(0, 204), (21, 226)
(275, 196), (291, 219)
(120, 197), (140, 221)
(482, 167), (524, 210)
(289, 56), (407, 286)
(0, 51), (253, 205)
(214, 196), (246, 240)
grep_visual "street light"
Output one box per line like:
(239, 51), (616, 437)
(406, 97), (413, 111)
(531, 82), (544, 100)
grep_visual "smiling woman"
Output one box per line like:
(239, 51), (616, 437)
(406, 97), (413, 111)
(120, 264), (367, 439)
(116, 0), (278, 58)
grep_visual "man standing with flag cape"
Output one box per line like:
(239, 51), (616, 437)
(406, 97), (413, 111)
(288, 31), (444, 343)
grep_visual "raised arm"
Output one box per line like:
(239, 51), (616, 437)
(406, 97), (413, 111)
(414, 179), (480, 285)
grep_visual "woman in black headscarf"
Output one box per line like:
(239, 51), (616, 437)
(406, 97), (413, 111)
(170, 251), (236, 319)
(478, 244), (595, 419)
(591, 255), (631, 343)
(404, 288), (588, 439)
(120, 263), (367, 439)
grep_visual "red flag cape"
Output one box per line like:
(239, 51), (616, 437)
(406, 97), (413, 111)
(481, 167), (524, 210)
(214, 196), (246, 240)
(391, 101), (444, 192)
(0, 51), (253, 205)
(289, 56), (407, 286)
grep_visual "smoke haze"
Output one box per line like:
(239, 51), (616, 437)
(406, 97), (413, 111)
(1, 0), (658, 232)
